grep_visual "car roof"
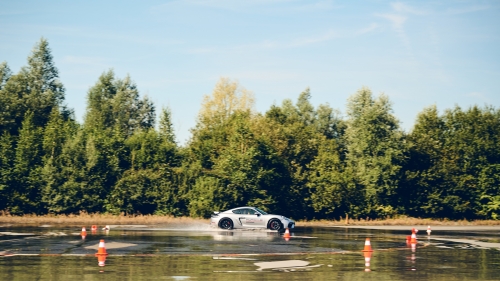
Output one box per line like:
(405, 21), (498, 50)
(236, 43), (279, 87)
(235, 206), (254, 209)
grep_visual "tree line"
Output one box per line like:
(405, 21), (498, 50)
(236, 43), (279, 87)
(1, 39), (499, 220)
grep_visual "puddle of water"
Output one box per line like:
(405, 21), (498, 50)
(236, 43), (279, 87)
(254, 260), (310, 271)
(84, 241), (137, 250)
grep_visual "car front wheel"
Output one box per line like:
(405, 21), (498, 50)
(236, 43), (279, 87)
(219, 218), (233, 230)
(268, 219), (282, 231)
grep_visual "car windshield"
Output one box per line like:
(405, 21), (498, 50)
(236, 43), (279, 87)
(255, 208), (268, 215)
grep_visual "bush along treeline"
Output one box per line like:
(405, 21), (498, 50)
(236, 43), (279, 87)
(1, 39), (500, 220)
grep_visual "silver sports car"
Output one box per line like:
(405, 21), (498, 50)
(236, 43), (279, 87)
(210, 206), (295, 231)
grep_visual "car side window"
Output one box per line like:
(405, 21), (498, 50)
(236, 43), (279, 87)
(236, 208), (252, 215)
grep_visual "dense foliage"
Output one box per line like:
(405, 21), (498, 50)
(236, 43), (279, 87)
(1, 39), (499, 220)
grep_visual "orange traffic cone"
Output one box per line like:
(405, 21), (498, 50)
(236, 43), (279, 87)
(362, 238), (373, 252)
(97, 254), (106, 267)
(81, 227), (87, 239)
(363, 251), (372, 267)
(426, 225), (431, 235)
(410, 232), (417, 244)
(91, 225), (97, 231)
(283, 228), (291, 241)
(95, 239), (109, 257)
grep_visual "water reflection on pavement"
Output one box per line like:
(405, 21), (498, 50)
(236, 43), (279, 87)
(1, 224), (500, 280)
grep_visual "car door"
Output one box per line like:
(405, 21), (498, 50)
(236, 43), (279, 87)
(240, 208), (265, 228)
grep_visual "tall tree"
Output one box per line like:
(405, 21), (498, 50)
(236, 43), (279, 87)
(0, 38), (68, 135)
(0, 61), (11, 90)
(404, 105), (500, 219)
(43, 129), (88, 214)
(0, 132), (15, 211)
(307, 138), (348, 218)
(189, 77), (255, 170)
(259, 89), (346, 218)
(400, 105), (446, 217)
(187, 78), (279, 217)
(10, 112), (44, 213)
(197, 77), (254, 127)
(41, 107), (79, 213)
(24, 37), (68, 128)
(26, 38), (65, 102)
(344, 87), (406, 218)
(159, 107), (176, 144)
(84, 70), (155, 136)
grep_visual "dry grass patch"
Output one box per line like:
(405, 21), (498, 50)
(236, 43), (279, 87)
(298, 216), (500, 227)
(1, 212), (499, 227)
(0, 212), (209, 226)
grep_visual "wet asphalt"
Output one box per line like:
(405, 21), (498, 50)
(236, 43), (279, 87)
(1, 224), (499, 256)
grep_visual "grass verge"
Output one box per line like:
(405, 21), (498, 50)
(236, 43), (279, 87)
(0, 212), (209, 226)
(299, 216), (500, 226)
(0, 213), (499, 226)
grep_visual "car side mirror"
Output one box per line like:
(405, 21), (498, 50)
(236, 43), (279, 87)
(256, 213), (260, 216)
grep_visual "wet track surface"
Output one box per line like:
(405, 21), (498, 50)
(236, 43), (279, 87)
(1, 224), (500, 280)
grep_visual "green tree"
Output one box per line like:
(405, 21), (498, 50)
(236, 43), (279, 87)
(189, 77), (254, 170)
(344, 87), (406, 218)
(0, 69), (29, 135)
(43, 130), (88, 213)
(108, 125), (181, 215)
(23, 37), (67, 128)
(307, 138), (348, 218)
(0, 61), (11, 90)
(187, 78), (279, 217)
(477, 164), (500, 219)
(0, 132), (15, 211)
(0, 38), (69, 135)
(84, 70), (155, 137)
(40, 107), (79, 213)
(159, 107), (176, 144)
(402, 105), (500, 219)
(259, 89), (346, 219)
(71, 71), (155, 213)
(400, 105), (446, 217)
(10, 112), (44, 213)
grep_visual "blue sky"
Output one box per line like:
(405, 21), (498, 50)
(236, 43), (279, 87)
(1, 0), (499, 144)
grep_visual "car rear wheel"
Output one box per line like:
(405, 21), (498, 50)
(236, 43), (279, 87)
(219, 218), (233, 230)
(268, 219), (282, 231)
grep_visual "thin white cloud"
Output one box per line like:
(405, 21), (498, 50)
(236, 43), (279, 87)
(391, 2), (428, 15)
(221, 70), (300, 82)
(288, 30), (337, 47)
(376, 2), (422, 63)
(8, 23), (183, 48)
(288, 0), (340, 12)
(446, 5), (490, 15)
(151, 0), (289, 12)
(151, 0), (338, 14)
(377, 13), (407, 29)
(186, 29), (337, 54)
(377, 13), (412, 57)
(187, 47), (217, 54)
(356, 23), (379, 35)
(62, 56), (111, 68)
(466, 92), (489, 101)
